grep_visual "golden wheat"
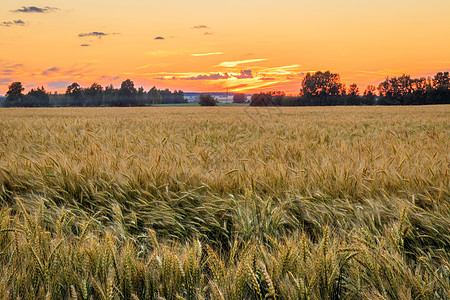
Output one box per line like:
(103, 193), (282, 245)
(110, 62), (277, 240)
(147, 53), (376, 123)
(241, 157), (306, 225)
(0, 106), (448, 299)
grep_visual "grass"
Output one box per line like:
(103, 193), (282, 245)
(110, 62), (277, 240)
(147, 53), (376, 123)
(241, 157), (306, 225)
(0, 105), (448, 299)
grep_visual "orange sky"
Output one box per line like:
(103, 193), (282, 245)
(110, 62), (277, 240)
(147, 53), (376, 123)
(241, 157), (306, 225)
(1, 0), (449, 95)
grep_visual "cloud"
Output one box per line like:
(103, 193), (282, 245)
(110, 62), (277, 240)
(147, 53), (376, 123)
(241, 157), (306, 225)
(42, 67), (60, 76)
(47, 81), (71, 89)
(218, 59), (267, 68)
(12, 6), (58, 13)
(0, 20), (25, 27)
(78, 32), (109, 38)
(191, 52), (223, 57)
(80, 44), (90, 47)
(1, 69), (14, 75)
(100, 75), (120, 81)
(236, 70), (253, 79)
(204, 32), (213, 35)
(154, 36), (165, 40)
(0, 78), (12, 84)
(286, 74), (303, 80)
(259, 77), (276, 81)
(193, 25), (209, 29)
(184, 73), (230, 80)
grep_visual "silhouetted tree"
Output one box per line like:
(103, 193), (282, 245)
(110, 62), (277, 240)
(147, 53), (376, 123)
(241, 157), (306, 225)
(84, 83), (103, 106)
(346, 83), (361, 105)
(103, 84), (118, 106)
(299, 71), (346, 105)
(250, 93), (273, 106)
(159, 89), (186, 104)
(23, 86), (49, 107)
(66, 83), (83, 106)
(362, 85), (376, 105)
(2, 82), (25, 107)
(301, 71), (344, 97)
(137, 87), (147, 106)
(117, 79), (137, 106)
(233, 93), (247, 103)
(199, 94), (217, 106)
(149, 87), (162, 104)
(433, 72), (449, 89)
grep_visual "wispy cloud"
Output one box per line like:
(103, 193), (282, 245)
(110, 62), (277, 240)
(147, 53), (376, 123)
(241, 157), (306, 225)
(0, 78), (13, 84)
(261, 65), (301, 74)
(229, 81), (281, 92)
(193, 25), (209, 29)
(154, 36), (165, 40)
(47, 81), (71, 89)
(184, 73), (230, 80)
(191, 52), (223, 57)
(78, 32), (119, 38)
(11, 6), (58, 13)
(42, 67), (60, 76)
(80, 44), (90, 47)
(0, 20), (25, 27)
(218, 59), (267, 68)
(136, 64), (151, 69)
(204, 32), (213, 35)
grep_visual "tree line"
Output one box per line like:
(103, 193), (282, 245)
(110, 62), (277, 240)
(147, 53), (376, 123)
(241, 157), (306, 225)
(1, 79), (186, 107)
(1, 71), (449, 107)
(249, 71), (450, 106)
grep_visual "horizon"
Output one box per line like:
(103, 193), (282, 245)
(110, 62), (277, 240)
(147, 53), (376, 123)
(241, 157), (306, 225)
(1, 0), (449, 95)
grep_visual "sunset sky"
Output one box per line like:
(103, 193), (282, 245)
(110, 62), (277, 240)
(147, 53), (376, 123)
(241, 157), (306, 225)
(1, 0), (449, 94)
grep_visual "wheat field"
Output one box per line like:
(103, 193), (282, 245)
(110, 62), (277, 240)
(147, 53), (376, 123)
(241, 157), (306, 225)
(0, 106), (449, 299)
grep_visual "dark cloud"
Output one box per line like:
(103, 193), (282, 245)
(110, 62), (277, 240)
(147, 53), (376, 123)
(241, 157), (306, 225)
(42, 67), (59, 76)
(47, 81), (71, 89)
(80, 44), (90, 47)
(11, 6), (58, 13)
(78, 32), (108, 38)
(259, 77), (276, 81)
(154, 36), (165, 40)
(0, 20), (25, 27)
(193, 25), (210, 29)
(236, 70), (253, 79)
(184, 73), (230, 80)
(154, 77), (165, 80)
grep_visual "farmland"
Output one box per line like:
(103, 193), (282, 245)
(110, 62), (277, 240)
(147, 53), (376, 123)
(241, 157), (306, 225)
(0, 106), (449, 299)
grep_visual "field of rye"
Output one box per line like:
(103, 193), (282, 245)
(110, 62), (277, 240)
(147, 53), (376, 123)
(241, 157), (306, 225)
(0, 106), (448, 299)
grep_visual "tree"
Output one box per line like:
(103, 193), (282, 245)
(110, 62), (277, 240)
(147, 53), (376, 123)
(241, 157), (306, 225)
(346, 83), (361, 105)
(233, 93), (247, 103)
(136, 87), (147, 106)
(433, 72), (449, 89)
(23, 86), (49, 107)
(300, 71), (344, 97)
(84, 83), (103, 106)
(362, 85), (376, 105)
(149, 87), (162, 105)
(2, 82), (24, 107)
(103, 84), (118, 106)
(65, 83), (83, 106)
(118, 79), (137, 106)
(249, 93), (273, 106)
(199, 94), (218, 106)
